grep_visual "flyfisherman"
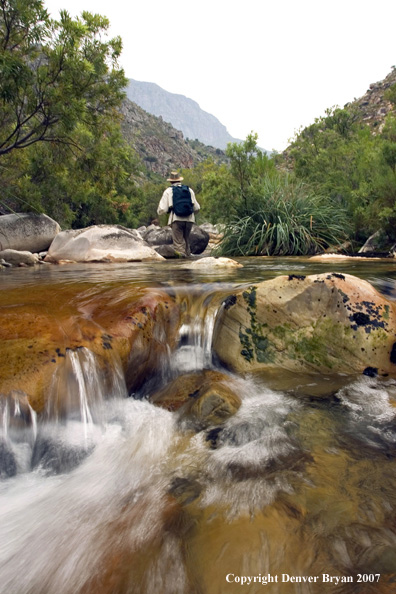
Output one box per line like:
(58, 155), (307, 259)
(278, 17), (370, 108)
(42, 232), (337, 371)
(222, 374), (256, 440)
(157, 171), (200, 258)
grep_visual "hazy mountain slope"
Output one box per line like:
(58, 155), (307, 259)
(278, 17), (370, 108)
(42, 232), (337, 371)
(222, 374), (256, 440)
(125, 79), (240, 150)
(119, 98), (225, 177)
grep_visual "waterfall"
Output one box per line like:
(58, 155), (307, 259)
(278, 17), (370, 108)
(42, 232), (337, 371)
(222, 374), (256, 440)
(169, 287), (223, 375)
(0, 346), (128, 478)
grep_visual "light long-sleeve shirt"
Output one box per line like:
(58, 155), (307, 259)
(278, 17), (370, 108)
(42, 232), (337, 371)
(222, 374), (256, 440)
(157, 183), (200, 225)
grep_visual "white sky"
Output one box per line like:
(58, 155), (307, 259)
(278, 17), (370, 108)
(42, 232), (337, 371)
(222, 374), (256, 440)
(44, 0), (396, 152)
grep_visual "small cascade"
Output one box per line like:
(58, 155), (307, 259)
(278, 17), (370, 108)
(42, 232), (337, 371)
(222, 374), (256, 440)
(169, 287), (224, 376)
(3, 263), (396, 593)
(0, 392), (37, 477)
(45, 346), (127, 426)
(0, 347), (128, 478)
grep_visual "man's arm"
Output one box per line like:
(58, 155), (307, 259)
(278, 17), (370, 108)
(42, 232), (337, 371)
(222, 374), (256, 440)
(157, 188), (172, 216)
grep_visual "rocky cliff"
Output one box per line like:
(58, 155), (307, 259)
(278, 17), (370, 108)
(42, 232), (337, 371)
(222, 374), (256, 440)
(125, 79), (240, 150)
(347, 67), (396, 132)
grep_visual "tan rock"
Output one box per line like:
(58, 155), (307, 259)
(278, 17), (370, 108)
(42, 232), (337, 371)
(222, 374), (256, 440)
(310, 253), (383, 261)
(151, 370), (241, 426)
(45, 225), (164, 263)
(213, 273), (396, 377)
(0, 249), (39, 266)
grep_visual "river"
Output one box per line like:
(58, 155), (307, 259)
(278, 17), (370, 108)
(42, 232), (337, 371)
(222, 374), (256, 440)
(1, 257), (396, 594)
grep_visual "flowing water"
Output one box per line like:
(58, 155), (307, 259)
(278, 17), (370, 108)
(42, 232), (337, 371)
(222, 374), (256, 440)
(1, 257), (396, 593)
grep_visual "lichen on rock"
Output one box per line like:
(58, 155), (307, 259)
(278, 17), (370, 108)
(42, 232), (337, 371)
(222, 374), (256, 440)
(213, 273), (396, 377)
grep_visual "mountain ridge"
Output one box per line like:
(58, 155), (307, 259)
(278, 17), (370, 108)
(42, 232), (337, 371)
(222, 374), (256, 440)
(125, 79), (241, 150)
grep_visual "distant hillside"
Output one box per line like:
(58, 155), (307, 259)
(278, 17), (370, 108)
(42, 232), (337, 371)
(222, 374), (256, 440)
(280, 67), (396, 169)
(285, 68), (396, 155)
(119, 98), (226, 177)
(125, 79), (241, 150)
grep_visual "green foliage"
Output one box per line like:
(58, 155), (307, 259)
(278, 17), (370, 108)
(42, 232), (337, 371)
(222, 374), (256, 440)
(216, 175), (350, 256)
(178, 159), (236, 223)
(177, 136), (278, 226)
(285, 104), (396, 242)
(225, 132), (259, 205)
(131, 178), (167, 227)
(0, 0), (148, 229)
(0, 0), (127, 157)
(199, 133), (351, 257)
(1, 120), (144, 228)
(198, 163), (238, 223)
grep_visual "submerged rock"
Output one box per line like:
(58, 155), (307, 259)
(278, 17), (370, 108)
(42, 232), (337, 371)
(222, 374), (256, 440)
(185, 256), (242, 268)
(0, 440), (17, 478)
(45, 225), (164, 263)
(31, 435), (92, 475)
(213, 273), (396, 377)
(150, 370), (241, 428)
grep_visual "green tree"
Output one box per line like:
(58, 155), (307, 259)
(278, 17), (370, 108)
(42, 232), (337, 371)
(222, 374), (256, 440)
(180, 159), (237, 223)
(4, 119), (143, 228)
(0, 0), (148, 229)
(286, 103), (396, 243)
(0, 0), (126, 157)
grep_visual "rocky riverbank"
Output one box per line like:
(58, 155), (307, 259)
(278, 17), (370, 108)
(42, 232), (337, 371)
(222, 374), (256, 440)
(0, 213), (226, 267)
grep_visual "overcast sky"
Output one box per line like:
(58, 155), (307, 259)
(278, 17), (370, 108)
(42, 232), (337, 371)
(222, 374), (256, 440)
(45, 0), (396, 152)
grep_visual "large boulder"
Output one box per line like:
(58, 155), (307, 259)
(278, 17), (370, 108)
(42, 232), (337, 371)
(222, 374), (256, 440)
(143, 226), (172, 246)
(45, 225), (164, 263)
(0, 213), (60, 253)
(213, 273), (396, 377)
(190, 225), (210, 254)
(143, 224), (209, 256)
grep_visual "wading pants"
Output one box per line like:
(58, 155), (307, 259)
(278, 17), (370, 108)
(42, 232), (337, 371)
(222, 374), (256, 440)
(171, 220), (193, 257)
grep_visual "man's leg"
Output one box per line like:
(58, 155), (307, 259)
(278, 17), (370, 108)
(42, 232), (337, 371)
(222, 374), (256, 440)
(171, 220), (187, 256)
(184, 222), (193, 257)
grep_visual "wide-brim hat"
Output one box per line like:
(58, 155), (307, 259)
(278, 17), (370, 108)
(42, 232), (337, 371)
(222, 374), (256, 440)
(167, 171), (184, 183)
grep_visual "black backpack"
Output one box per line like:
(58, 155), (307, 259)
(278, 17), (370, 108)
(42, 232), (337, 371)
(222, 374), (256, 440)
(172, 185), (194, 217)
